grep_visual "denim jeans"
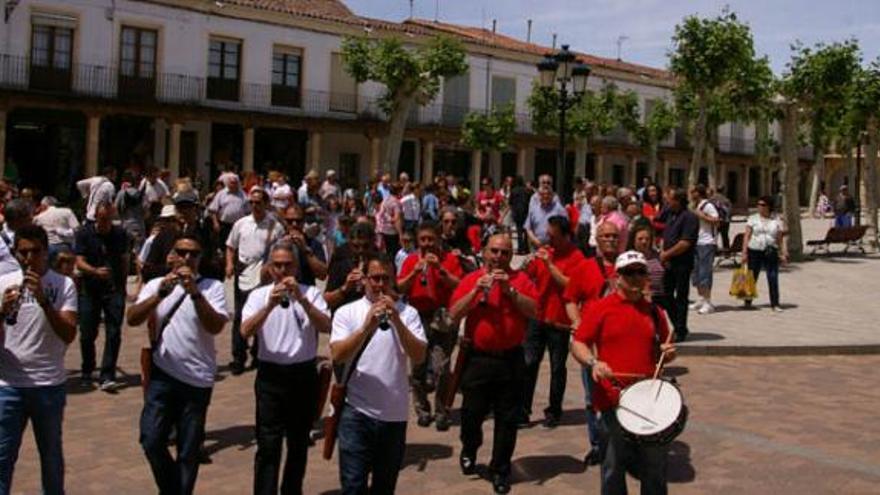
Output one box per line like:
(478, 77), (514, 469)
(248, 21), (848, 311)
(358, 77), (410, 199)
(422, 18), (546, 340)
(691, 245), (715, 290)
(834, 213), (853, 228)
(140, 365), (213, 495)
(746, 248), (780, 307)
(0, 385), (66, 495)
(522, 321), (569, 419)
(598, 412), (668, 495)
(79, 290), (126, 381)
(338, 406), (407, 495)
(580, 368), (600, 450)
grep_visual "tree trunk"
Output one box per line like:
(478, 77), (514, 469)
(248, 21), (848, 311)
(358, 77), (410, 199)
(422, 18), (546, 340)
(688, 100), (708, 187)
(755, 120), (771, 196)
(706, 129), (717, 190)
(575, 138), (588, 180)
(382, 95), (415, 174)
(648, 142), (659, 183)
(863, 118), (879, 248)
(780, 103), (804, 261)
(807, 141), (825, 217)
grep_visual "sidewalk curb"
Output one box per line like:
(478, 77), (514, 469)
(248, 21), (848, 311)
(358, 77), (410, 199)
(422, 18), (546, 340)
(678, 344), (880, 357)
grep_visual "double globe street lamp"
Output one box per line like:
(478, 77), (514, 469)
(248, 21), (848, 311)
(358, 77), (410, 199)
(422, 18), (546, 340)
(537, 44), (591, 201)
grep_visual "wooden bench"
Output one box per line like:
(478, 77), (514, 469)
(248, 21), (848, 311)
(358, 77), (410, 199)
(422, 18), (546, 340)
(715, 233), (744, 267)
(806, 226), (868, 255)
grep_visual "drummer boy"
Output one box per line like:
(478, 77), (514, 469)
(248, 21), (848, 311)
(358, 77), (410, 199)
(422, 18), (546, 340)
(571, 250), (677, 495)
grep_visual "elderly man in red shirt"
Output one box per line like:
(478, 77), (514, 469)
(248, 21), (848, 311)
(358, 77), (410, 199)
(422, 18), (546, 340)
(571, 250), (677, 495)
(398, 221), (463, 431)
(520, 215), (585, 429)
(449, 234), (537, 495)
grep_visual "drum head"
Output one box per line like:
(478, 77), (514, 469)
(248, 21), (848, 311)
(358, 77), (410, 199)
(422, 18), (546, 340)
(617, 379), (683, 436)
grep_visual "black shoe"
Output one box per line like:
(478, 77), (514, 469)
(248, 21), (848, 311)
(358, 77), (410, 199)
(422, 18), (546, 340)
(459, 455), (476, 476)
(416, 411), (433, 427)
(435, 414), (451, 432)
(584, 447), (602, 466)
(492, 473), (511, 494)
(515, 413), (531, 429)
(674, 331), (688, 343)
(540, 415), (559, 429)
(229, 361), (245, 376)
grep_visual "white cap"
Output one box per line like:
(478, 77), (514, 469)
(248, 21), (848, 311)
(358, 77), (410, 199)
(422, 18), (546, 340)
(326, 169), (336, 176)
(159, 204), (178, 219)
(615, 250), (647, 272)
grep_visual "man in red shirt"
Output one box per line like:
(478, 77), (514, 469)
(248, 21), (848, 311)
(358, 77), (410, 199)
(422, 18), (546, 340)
(449, 234), (537, 495)
(563, 221), (622, 465)
(521, 216), (584, 429)
(571, 250), (677, 495)
(398, 222), (463, 431)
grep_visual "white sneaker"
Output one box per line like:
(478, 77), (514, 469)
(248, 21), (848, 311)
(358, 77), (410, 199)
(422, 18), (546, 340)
(698, 302), (715, 315)
(99, 380), (120, 392)
(771, 306), (784, 313)
(689, 299), (705, 311)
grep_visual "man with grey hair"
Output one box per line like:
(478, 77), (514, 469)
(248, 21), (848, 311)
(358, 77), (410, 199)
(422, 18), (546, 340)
(597, 196), (629, 253)
(0, 199), (34, 275)
(34, 197), (79, 260)
(526, 187), (567, 249)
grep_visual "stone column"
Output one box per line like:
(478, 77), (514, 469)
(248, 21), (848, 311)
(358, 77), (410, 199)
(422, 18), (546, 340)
(470, 149), (482, 194)
(740, 165), (750, 206)
(661, 158), (670, 187)
(628, 156), (638, 187)
(718, 161), (728, 190)
(242, 126), (255, 173)
(85, 113), (101, 177)
(595, 154), (605, 183)
(517, 146), (529, 177)
(422, 140), (435, 184)
(489, 150), (502, 184)
(413, 141), (422, 183)
(308, 131), (322, 171)
(574, 140), (588, 179)
(0, 110), (6, 179)
(167, 121), (182, 180)
(370, 136), (382, 177)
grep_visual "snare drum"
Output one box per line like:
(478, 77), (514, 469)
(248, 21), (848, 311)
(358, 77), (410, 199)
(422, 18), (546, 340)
(616, 378), (688, 445)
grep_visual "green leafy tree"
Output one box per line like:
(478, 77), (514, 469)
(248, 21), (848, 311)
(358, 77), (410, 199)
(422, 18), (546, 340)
(618, 95), (678, 181)
(848, 61), (880, 245)
(342, 35), (468, 172)
(783, 40), (862, 214)
(461, 104), (516, 152)
(670, 9), (772, 187)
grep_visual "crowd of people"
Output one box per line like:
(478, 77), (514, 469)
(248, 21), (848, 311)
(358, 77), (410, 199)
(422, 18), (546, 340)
(0, 162), (792, 495)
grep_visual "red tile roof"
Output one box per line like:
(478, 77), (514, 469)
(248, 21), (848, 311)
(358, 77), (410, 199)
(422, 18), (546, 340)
(222, 0), (355, 21)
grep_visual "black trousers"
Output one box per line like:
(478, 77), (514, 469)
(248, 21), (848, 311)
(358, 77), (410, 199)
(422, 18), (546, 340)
(662, 262), (692, 338)
(522, 321), (569, 419)
(232, 281), (258, 366)
(254, 360), (318, 495)
(459, 347), (525, 476)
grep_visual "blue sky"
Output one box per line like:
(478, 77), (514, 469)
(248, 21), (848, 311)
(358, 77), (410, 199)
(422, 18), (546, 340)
(345, 0), (880, 74)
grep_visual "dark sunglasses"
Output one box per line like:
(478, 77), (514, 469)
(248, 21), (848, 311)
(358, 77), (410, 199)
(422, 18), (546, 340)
(489, 247), (512, 256)
(174, 248), (202, 258)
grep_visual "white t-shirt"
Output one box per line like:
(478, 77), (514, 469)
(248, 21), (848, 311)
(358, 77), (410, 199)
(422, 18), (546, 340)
(330, 297), (426, 422)
(696, 199), (719, 246)
(226, 215), (285, 291)
(0, 235), (20, 276)
(34, 206), (80, 246)
(401, 193), (421, 222)
(77, 176), (116, 221)
(139, 233), (157, 264)
(137, 277), (229, 388)
(242, 283), (329, 365)
(139, 178), (170, 205)
(0, 270), (77, 387)
(747, 214), (784, 251)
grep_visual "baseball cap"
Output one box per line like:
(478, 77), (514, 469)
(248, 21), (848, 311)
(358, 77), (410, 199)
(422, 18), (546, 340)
(159, 204), (178, 219)
(615, 250), (648, 272)
(173, 189), (199, 206)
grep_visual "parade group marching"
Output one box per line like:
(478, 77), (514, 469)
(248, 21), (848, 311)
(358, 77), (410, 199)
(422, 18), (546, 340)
(0, 163), (790, 495)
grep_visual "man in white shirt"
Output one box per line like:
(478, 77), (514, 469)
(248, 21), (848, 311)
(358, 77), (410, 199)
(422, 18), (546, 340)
(691, 184), (720, 314)
(0, 199), (33, 277)
(330, 254), (426, 494)
(0, 224), (78, 495)
(207, 175), (249, 247)
(139, 166), (171, 221)
(225, 188), (285, 375)
(242, 243), (330, 494)
(76, 167), (117, 222)
(269, 173), (293, 212)
(319, 169), (340, 201)
(127, 234), (228, 495)
(33, 197), (79, 254)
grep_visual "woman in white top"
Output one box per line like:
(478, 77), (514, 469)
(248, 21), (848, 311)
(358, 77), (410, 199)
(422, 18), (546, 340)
(741, 196), (788, 311)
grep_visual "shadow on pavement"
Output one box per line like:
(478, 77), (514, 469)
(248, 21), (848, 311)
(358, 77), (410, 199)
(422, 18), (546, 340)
(512, 454), (585, 485)
(401, 442), (453, 471)
(556, 408), (587, 427)
(663, 366), (689, 378)
(203, 424), (256, 458)
(667, 440), (696, 483)
(682, 332), (724, 342)
(64, 367), (143, 395)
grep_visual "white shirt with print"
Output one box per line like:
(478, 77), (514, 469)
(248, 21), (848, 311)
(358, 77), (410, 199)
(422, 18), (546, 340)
(697, 199), (719, 246)
(330, 297), (426, 422)
(0, 270), (77, 387)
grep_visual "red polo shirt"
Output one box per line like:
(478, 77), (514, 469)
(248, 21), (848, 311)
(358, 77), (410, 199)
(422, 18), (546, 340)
(525, 244), (585, 327)
(563, 256), (617, 308)
(573, 293), (671, 412)
(450, 268), (538, 352)
(398, 251), (464, 313)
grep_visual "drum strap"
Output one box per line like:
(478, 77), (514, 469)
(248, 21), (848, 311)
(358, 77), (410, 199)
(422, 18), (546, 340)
(595, 256), (612, 297)
(648, 302), (663, 362)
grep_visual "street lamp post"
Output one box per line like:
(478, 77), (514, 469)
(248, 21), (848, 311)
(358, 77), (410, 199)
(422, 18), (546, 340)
(537, 44), (590, 201)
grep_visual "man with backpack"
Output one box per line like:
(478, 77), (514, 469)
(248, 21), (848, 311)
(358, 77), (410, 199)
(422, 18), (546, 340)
(711, 186), (733, 250)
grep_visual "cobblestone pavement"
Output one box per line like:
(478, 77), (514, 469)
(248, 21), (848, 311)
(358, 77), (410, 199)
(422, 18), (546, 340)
(9, 329), (880, 494)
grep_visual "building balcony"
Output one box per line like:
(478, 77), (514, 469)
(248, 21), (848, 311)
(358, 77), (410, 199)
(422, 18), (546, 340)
(718, 136), (756, 155)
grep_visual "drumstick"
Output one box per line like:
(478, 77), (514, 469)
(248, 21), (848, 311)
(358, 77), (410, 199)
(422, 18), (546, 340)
(652, 326), (675, 380)
(612, 372), (648, 379)
(616, 404), (659, 426)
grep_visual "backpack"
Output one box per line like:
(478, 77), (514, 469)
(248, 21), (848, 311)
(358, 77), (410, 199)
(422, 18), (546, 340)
(709, 198), (730, 223)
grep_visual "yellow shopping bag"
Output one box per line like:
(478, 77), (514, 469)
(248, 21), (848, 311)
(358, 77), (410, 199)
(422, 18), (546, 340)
(729, 266), (758, 300)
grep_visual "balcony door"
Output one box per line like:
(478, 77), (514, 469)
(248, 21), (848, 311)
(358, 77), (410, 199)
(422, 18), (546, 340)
(207, 38), (241, 101)
(30, 15), (75, 93)
(118, 26), (157, 101)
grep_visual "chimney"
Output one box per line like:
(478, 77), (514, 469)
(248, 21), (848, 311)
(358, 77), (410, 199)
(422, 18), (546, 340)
(527, 19), (532, 43)
(552, 33), (557, 49)
(492, 19), (497, 35)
